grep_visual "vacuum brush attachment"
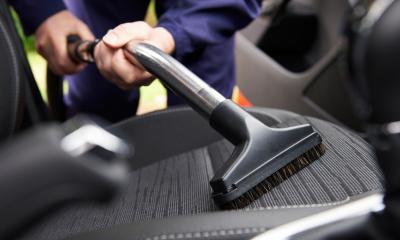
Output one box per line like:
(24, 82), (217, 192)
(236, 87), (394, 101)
(124, 43), (325, 209)
(209, 100), (324, 208)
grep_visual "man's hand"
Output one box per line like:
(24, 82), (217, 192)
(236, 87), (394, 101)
(35, 10), (95, 75)
(94, 21), (175, 89)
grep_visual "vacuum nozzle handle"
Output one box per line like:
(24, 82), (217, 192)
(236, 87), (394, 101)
(67, 34), (98, 64)
(124, 42), (226, 118)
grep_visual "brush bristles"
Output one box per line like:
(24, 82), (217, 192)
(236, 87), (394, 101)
(222, 143), (326, 210)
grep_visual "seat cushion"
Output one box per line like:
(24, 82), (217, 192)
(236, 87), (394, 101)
(19, 108), (383, 240)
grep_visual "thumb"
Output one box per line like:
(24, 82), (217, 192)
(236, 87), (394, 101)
(102, 22), (152, 48)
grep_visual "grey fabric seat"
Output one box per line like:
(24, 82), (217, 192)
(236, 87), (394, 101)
(19, 107), (383, 240)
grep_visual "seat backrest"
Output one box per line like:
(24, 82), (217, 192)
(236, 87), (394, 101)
(0, 1), (49, 142)
(0, 1), (24, 140)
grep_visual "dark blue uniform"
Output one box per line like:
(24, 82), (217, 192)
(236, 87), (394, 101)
(10, 0), (261, 122)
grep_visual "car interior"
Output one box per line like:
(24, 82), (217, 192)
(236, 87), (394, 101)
(236, 0), (364, 131)
(0, 0), (397, 240)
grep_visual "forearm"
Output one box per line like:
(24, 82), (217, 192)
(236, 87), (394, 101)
(7, 0), (66, 35)
(156, 0), (262, 59)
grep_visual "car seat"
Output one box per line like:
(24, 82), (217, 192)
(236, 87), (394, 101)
(0, 0), (49, 140)
(0, 1), (384, 240)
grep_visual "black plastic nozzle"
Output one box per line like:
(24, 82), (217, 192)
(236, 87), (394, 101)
(209, 100), (322, 206)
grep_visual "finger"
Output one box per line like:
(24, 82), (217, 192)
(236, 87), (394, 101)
(95, 42), (116, 80)
(95, 45), (133, 90)
(111, 49), (153, 88)
(123, 38), (167, 72)
(58, 38), (85, 74)
(42, 37), (84, 75)
(102, 21), (152, 48)
(110, 74), (131, 90)
(58, 24), (94, 73)
(96, 43), (141, 89)
(122, 40), (144, 70)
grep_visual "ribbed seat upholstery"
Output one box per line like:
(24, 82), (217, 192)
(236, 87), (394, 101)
(19, 108), (383, 240)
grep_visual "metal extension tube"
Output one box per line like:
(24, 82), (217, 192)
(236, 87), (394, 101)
(124, 42), (226, 117)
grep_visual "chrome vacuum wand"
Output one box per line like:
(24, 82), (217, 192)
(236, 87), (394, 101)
(124, 42), (226, 118)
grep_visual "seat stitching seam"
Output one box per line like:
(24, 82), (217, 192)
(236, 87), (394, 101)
(234, 197), (351, 212)
(143, 227), (267, 240)
(140, 197), (366, 240)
